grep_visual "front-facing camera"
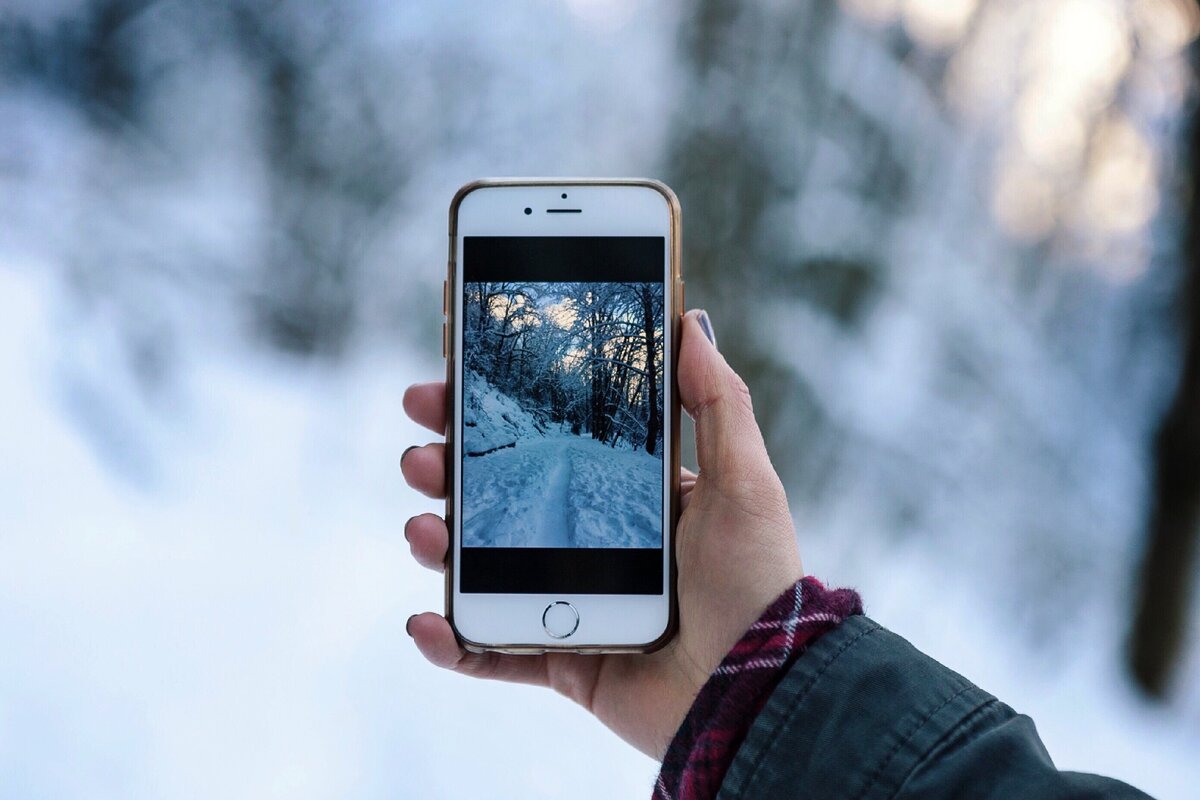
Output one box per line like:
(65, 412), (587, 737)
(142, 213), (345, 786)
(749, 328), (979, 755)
(524, 207), (532, 215)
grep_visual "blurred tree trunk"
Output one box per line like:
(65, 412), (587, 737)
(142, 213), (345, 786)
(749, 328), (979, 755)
(663, 0), (887, 489)
(230, 4), (405, 357)
(1129, 28), (1200, 697)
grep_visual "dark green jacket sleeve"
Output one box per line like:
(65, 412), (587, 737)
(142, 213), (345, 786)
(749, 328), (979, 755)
(716, 616), (1152, 800)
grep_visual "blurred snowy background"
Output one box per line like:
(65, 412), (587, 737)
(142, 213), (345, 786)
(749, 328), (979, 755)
(3, 0), (1200, 797)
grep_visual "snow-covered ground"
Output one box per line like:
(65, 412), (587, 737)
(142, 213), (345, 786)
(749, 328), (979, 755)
(2, 264), (1200, 798)
(0, 266), (660, 799)
(463, 433), (662, 548)
(462, 367), (663, 548)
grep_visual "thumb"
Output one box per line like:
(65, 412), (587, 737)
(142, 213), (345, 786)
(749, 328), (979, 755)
(678, 310), (776, 489)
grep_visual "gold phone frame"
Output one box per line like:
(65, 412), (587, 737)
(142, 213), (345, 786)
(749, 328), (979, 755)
(444, 178), (682, 654)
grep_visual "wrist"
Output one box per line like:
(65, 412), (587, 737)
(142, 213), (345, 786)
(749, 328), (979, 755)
(654, 576), (863, 800)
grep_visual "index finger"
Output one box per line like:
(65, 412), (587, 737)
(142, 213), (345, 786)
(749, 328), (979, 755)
(403, 382), (447, 434)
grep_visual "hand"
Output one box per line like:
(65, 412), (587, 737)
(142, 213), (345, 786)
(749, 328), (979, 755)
(401, 309), (804, 759)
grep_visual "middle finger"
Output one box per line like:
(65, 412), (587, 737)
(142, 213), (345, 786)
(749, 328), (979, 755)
(405, 513), (449, 571)
(401, 443), (447, 498)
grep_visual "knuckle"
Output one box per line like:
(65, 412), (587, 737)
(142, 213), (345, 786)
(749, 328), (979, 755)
(713, 462), (788, 512)
(727, 370), (753, 408)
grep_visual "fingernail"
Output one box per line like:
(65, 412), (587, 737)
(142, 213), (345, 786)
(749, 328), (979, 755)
(406, 614), (417, 637)
(403, 518), (413, 542)
(696, 309), (717, 349)
(401, 445), (418, 466)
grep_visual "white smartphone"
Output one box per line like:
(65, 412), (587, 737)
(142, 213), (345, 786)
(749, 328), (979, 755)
(443, 179), (681, 653)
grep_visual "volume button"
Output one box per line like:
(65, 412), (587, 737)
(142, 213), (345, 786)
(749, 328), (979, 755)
(442, 279), (448, 316)
(442, 322), (447, 358)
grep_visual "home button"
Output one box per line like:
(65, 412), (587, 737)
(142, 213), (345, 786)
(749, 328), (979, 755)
(542, 601), (579, 639)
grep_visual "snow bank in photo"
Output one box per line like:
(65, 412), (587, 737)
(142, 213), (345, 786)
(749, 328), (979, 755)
(462, 368), (544, 456)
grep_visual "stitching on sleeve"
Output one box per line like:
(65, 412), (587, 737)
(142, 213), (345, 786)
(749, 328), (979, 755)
(886, 696), (999, 799)
(853, 683), (975, 800)
(911, 697), (1000, 769)
(727, 621), (881, 800)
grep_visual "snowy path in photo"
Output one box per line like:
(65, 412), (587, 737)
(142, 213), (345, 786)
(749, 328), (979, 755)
(462, 434), (662, 548)
(536, 445), (574, 546)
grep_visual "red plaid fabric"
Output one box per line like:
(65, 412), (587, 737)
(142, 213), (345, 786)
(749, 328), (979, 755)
(653, 576), (863, 800)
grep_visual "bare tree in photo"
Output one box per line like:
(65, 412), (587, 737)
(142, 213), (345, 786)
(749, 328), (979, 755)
(464, 281), (664, 453)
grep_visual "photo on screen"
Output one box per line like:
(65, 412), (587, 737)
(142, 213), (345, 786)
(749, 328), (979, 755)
(461, 281), (665, 549)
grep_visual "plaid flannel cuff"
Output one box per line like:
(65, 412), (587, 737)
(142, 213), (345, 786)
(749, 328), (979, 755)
(653, 576), (863, 800)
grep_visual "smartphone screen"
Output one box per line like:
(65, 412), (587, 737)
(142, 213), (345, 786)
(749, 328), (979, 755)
(458, 236), (666, 595)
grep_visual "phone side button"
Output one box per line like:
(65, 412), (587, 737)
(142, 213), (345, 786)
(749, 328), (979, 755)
(442, 279), (448, 316)
(542, 601), (579, 639)
(441, 322), (447, 358)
